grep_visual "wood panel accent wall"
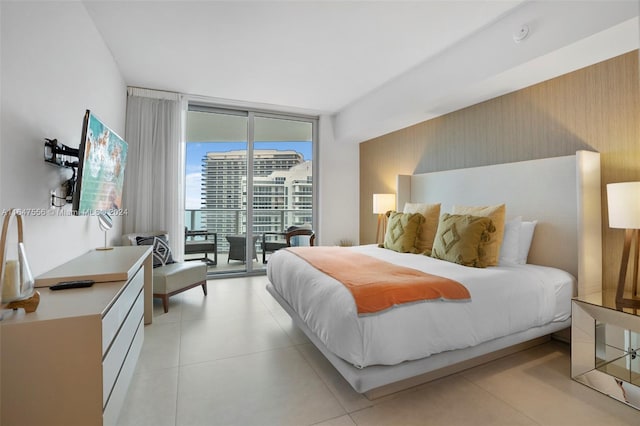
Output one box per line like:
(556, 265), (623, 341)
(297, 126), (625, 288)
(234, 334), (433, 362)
(360, 51), (640, 296)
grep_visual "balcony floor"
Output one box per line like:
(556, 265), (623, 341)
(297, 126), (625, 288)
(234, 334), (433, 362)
(184, 252), (269, 275)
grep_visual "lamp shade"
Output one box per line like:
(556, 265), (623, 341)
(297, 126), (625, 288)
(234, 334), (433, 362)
(607, 182), (640, 229)
(373, 193), (396, 214)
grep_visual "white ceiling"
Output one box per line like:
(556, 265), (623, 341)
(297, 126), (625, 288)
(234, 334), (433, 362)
(83, 0), (524, 112)
(83, 1), (639, 143)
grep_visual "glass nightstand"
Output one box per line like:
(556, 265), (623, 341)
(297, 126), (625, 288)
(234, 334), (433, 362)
(572, 293), (640, 410)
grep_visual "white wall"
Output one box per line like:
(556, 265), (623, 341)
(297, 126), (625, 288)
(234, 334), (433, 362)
(0, 2), (126, 276)
(318, 115), (359, 246)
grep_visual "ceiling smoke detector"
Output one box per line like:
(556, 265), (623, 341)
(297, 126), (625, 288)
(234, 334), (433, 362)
(513, 25), (530, 43)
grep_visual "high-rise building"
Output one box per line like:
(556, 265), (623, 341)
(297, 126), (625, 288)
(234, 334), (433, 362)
(201, 150), (311, 248)
(251, 161), (313, 235)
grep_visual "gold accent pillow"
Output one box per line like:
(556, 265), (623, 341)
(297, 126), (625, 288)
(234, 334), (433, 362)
(383, 212), (425, 253)
(431, 213), (494, 267)
(403, 203), (441, 255)
(453, 204), (505, 266)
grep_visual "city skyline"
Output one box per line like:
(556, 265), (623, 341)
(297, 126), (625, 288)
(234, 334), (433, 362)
(185, 141), (312, 209)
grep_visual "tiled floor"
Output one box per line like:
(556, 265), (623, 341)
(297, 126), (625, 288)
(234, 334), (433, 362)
(117, 276), (639, 426)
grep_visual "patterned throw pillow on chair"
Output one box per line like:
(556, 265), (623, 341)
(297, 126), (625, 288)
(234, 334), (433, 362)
(136, 235), (176, 268)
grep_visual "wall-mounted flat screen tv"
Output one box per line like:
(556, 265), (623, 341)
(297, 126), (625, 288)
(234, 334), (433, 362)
(72, 110), (128, 215)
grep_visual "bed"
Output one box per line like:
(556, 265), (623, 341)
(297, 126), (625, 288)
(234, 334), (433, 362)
(266, 151), (602, 398)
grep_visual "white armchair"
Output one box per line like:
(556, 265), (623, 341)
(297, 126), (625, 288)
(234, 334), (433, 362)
(121, 231), (207, 313)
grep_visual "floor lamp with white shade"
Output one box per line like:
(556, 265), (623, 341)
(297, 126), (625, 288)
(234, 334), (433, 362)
(607, 182), (640, 309)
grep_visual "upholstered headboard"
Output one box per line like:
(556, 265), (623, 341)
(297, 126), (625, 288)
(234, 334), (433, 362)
(397, 151), (601, 297)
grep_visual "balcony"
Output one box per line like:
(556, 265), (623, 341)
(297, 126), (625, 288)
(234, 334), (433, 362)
(184, 208), (312, 274)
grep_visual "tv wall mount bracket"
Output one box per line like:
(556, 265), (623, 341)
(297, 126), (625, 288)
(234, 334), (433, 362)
(44, 138), (79, 168)
(44, 138), (79, 206)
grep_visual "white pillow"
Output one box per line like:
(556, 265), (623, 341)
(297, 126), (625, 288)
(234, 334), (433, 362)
(517, 220), (538, 264)
(499, 216), (522, 265)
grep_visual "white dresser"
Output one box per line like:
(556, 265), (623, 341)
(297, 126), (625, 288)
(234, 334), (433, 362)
(0, 246), (153, 426)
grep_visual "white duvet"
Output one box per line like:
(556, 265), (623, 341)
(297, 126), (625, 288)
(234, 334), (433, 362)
(267, 244), (575, 368)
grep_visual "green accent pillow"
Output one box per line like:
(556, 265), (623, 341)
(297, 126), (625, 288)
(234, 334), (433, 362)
(383, 212), (425, 253)
(403, 203), (441, 255)
(453, 204), (505, 266)
(431, 213), (494, 267)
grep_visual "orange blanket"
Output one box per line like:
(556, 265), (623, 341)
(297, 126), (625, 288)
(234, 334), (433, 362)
(286, 247), (471, 315)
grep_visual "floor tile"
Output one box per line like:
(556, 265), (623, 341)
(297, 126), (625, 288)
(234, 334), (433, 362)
(137, 321), (181, 372)
(461, 341), (640, 425)
(117, 367), (179, 426)
(176, 347), (346, 426)
(180, 278), (269, 322)
(179, 311), (295, 365)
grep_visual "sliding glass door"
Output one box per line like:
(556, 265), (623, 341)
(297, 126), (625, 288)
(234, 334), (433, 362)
(185, 105), (316, 276)
(252, 116), (314, 271)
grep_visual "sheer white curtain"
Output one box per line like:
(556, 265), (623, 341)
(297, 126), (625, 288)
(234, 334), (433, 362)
(123, 88), (185, 260)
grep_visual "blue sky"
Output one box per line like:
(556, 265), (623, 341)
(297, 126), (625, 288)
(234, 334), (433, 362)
(184, 141), (312, 209)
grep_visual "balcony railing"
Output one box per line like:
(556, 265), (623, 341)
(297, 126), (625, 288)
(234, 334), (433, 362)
(185, 208), (312, 252)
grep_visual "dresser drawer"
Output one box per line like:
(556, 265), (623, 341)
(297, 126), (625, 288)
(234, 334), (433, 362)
(102, 266), (144, 355)
(103, 317), (144, 426)
(102, 289), (144, 408)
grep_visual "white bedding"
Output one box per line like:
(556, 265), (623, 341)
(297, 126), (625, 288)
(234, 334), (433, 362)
(267, 244), (575, 368)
